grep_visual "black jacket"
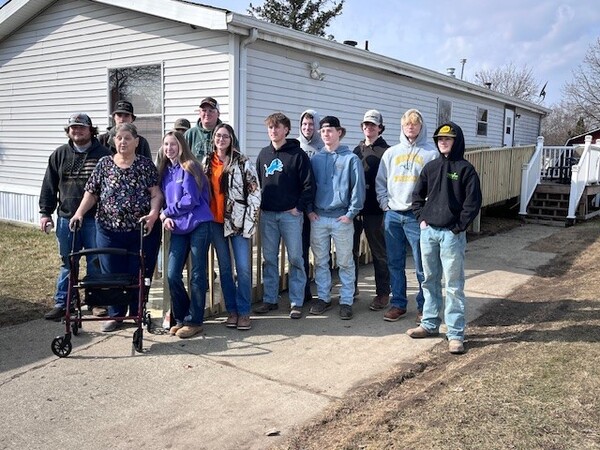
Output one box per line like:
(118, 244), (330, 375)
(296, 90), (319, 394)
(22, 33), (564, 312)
(39, 138), (110, 219)
(353, 136), (389, 215)
(412, 122), (482, 233)
(255, 139), (315, 212)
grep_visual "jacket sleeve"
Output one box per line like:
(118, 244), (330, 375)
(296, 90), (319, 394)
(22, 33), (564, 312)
(411, 169), (428, 221)
(243, 159), (262, 236)
(346, 156), (366, 219)
(375, 154), (389, 211)
(296, 151), (315, 213)
(162, 169), (201, 218)
(454, 166), (482, 233)
(39, 150), (60, 217)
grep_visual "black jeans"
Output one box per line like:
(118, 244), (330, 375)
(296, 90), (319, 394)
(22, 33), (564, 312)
(353, 214), (390, 296)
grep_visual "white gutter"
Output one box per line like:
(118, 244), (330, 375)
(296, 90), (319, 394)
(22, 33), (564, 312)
(238, 27), (258, 155)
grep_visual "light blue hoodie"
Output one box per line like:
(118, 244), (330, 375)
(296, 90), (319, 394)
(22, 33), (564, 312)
(310, 144), (365, 219)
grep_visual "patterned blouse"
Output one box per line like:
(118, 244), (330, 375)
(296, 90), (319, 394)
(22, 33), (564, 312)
(85, 155), (158, 232)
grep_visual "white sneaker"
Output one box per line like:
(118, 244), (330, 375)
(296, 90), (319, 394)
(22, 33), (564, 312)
(101, 320), (119, 332)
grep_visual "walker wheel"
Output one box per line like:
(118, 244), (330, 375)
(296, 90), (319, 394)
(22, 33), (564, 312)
(145, 312), (152, 332)
(133, 329), (143, 353)
(51, 336), (72, 358)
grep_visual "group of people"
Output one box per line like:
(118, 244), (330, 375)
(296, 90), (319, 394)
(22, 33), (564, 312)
(248, 107), (482, 353)
(40, 97), (482, 353)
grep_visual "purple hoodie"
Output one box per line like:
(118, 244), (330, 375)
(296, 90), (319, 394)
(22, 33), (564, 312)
(161, 162), (213, 234)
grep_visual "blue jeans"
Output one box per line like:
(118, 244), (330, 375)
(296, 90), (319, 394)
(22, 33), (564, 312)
(311, 216), (355, 305)
(259, 210), (306, 307)
(384, 210), (424, 310)
(54, 216), (101, 309)
(96, 225), (152, 319)
(419, 226), (467, 341)
(168, 222), (211, 326)
(210, 222), (252, 316)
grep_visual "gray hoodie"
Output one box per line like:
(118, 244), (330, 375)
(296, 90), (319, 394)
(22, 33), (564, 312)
(375, 109), (439, 211)
(298, 109), (324, 157)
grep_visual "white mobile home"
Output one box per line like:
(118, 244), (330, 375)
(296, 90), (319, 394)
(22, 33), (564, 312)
(0, 0), (549, 224)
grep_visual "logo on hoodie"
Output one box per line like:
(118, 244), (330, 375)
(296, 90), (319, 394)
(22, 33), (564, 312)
(447, 172), (459, 181)
(264, 158), (283, 177)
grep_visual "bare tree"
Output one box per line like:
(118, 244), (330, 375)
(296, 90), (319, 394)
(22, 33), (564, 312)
(541, 99), (585, 145)
(248, 0), (344, 39)
(473, 62), (543, 104)
(563, 37), (600, 128)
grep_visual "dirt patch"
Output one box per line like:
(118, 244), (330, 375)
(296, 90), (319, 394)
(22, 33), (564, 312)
(276, 218), (600, 450)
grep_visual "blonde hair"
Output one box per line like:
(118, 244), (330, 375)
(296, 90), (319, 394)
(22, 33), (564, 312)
(401, 108), (424, 127)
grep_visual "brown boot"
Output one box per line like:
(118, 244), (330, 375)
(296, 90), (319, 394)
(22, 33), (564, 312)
(406, 325), (439, 338)
(369, 294), (390, 311)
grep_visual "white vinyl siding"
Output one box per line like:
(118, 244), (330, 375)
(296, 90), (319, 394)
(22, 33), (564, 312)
(244, 42), (522, 157)
(0, 0), (231, 223)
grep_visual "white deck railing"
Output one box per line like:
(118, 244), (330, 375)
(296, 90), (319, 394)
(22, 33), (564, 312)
(519, 135), (600, 219)
(519, 136), (544, 215)
(568, 136), (600, 219)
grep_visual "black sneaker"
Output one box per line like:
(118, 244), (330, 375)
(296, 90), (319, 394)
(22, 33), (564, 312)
(309, 299), (332, 315)
(44, 306), (66, 321)
(253, 302), (279, 314)
(339, 304), (353, 320)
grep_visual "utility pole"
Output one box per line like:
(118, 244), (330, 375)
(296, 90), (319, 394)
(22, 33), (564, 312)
(459, 58), (467, 80)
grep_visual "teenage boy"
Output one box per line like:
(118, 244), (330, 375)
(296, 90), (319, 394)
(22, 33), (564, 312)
(298, 109), (324, 304)
(254, 112), (315, 319)
(99, 100), (152, 159)
(308, 116), (365, 320)
(352, 109), (391, 307)
(375, 109), (439, 323)
(407, 122), (482, 354)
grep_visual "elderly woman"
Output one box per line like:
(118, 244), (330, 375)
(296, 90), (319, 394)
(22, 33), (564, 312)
(158, 131), (213, 339)
(204, 123), (261, 330)
(70, 123), (162, 332)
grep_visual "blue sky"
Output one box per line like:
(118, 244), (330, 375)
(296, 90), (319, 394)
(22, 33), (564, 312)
(2, 0), (598, 105)
(204, 0), (600, 106)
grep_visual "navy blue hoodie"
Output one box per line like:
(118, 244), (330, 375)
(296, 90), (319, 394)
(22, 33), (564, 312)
(412, 122), (482, 233)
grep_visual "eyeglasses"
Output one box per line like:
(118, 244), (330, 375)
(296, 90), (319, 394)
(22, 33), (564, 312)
(215, 134), (231, 140)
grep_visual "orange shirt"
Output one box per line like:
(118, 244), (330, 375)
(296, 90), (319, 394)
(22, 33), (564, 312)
(209, 153), (226, 223)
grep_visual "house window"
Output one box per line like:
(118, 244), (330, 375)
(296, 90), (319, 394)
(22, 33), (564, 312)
(437, 99), (452, 127)
(108, 64), (162, 158)
(477, 107), (488, 136)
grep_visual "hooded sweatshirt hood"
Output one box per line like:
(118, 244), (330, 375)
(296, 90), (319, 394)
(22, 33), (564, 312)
(375, 109), (438, 211)
(298, 109), (323, 157)
(398, 109), (436, 153)
(433, 121), (465, 161)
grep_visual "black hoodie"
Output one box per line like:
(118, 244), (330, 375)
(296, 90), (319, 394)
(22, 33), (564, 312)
(39, 138), (110, 219)
(256, 138), (315, 212)
(412, 122), (482, 233)
(354, 135), (389, 215)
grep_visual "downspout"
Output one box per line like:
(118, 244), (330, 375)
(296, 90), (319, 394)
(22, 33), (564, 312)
(238, 27), (258, 155)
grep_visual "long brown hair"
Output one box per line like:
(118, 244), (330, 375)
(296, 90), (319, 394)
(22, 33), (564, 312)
(158, 131), (205, 190)
(210, 123), (240, 194)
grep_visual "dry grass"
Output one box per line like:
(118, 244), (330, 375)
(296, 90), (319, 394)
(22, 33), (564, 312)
(0, 222), (59, 326)
(276, 219), (600, 450)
